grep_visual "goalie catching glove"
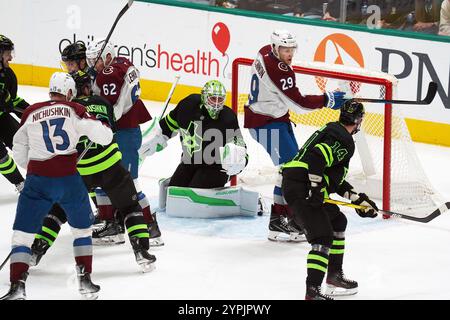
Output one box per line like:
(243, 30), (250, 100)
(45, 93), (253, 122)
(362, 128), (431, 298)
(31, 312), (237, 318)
(219, 142), (247, 176)
(139, 122), (169, 159)
(343, 189), (379, 218)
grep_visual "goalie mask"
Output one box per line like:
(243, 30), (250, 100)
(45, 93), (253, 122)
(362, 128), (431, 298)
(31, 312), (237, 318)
(201, 80), (226, 120)
(339, 100), (365, 135)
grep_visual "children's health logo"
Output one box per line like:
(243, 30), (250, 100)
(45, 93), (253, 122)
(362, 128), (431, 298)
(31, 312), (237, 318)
(212, 22), (231, 78)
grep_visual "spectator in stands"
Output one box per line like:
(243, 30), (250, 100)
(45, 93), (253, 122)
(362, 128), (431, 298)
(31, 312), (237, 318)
(216, 0), (237, 8)
(439, 0), (450, 34)
(412, 0), (442, 33)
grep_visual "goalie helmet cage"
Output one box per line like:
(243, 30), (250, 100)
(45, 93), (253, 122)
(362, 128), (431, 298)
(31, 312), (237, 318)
(231, 57), (442, 216)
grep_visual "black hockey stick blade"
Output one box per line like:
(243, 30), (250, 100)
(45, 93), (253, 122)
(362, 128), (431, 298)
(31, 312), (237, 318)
(379, 202), (450, 223)
(0, 251), (12, 271)
(354, 81), (438, 105)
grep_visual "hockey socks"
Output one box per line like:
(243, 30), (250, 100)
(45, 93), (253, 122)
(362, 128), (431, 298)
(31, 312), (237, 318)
(34, 205), (68, 248)
(327, 232), (345, 274)
(124, 212), (150, 250)
(306, 244), (330, 287)
(0, 154), (24, 186)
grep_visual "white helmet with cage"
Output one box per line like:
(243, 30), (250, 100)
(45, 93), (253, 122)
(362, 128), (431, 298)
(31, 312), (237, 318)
(86, 38), (116, 68)
(270, 29), (297, 60)
(49, 72), (77, 101)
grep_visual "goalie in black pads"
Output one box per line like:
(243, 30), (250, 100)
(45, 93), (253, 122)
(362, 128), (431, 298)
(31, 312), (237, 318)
(281, 100), (379, 300)
(139, 80), (260, 218)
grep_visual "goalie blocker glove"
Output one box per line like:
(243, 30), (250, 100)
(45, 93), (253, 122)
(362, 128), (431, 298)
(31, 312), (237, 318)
(219, 142), (248, 176)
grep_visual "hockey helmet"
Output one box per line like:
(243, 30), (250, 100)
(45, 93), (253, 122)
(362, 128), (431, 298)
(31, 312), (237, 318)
(49, 72), (77, 101)
(201, 80), (227, 120)
(270, 30), (297, 60)
(86, 38), (116, 68)
(71, 70), (91, 97)
(61, 41), (87, 62)
(339, 100), (365, 134)
(0, 35), (14, 52)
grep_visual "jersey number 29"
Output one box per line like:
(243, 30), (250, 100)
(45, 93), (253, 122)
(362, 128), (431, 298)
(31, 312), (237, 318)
(40, 118), (70, 153)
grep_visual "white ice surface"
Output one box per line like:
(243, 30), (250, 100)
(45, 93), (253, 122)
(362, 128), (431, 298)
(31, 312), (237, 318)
(0, 85), (449, 300)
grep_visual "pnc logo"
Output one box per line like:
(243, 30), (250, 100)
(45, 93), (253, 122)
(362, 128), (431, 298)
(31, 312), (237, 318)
(313, 33), (365, 94)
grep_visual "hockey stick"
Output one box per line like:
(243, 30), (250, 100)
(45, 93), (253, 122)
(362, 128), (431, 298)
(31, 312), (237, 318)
(353, 82), (438, 105)
(90, 0), (134, 74)
(141, 75), (180, 138)
(0, 251), (12, 271)
(325, 198), (450, 223)
(77, 0), (134, 163)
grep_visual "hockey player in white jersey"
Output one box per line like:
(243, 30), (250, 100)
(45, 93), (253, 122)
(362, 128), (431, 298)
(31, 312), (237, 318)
(0, 72), (113, 300)
(244, 30), (348, 242)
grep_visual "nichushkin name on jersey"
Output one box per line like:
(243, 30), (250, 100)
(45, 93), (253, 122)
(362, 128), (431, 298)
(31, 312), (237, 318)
(32, 106), (71, 122)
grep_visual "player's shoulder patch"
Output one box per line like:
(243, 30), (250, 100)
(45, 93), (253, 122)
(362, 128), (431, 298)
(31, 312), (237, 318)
(102, 66), (114, 75)
(278, 62), (289, 72)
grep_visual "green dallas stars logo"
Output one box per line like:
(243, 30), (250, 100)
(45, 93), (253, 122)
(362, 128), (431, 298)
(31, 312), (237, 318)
(180, 121), (203, 157)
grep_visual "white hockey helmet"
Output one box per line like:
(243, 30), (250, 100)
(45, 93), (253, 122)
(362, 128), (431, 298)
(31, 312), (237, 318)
(270, 29), (297, 59)
(49, 72), (77, 100)
(86, 38), (116, 68)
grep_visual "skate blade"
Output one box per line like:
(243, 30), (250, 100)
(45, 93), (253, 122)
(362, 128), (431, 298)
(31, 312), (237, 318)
(92, 236), (125, 246)
(139, 262), (156, 273)
(149, 238), (165, 247)
(268, 231), (307, 243)
(81, 291), (99, 300)
(325, 285), (358, 296)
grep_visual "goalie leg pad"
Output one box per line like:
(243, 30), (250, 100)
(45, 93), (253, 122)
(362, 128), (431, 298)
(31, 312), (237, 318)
(166, 186), (260, 218)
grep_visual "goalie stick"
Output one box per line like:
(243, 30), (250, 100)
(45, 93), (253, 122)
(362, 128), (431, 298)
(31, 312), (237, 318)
(354, 81), (438, 105)
(141, 75), (180, 138)
(325, 198), (450, 223)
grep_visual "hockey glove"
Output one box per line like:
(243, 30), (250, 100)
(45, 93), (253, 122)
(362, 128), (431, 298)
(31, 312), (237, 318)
(307, 174), (325, 208)
(324, 91), (347, 110)
(344, 190), (379, 218)
(139, 122), (168, 159)
(0, 87), (13, 113)
(220, 142), (247, 176)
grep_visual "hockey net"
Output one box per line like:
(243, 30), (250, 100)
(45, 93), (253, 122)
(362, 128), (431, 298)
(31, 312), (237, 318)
(231, 58), (442, 216)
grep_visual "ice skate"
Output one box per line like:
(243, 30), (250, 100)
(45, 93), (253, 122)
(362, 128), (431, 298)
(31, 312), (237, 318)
(130, 237), (156, 273)
(305, 285), (333, 300)
(92, 220), (125, 245)
(268, 214), (306, 242)
(0, 273), (27, 300)
(76, 265), (100, 300)
(30, 238), (51, 266)
(148, 213), (164, 247)
(326, 270), (358, 296)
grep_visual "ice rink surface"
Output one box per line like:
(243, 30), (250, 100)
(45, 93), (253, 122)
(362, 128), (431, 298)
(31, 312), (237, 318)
(0, 85), (449, 300)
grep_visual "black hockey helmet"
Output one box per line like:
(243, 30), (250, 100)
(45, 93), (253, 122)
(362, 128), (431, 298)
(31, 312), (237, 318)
(71, 70), (91, 97)
(339, 100), (365, 134)
(0, 35), (14, 52)
(61, 41), (86, 62)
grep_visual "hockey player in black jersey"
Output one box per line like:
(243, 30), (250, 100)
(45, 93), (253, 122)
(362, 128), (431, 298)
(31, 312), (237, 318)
(281, 100), (379, 300)
(0, 35), (29, 192)
(139, 80), (254, 217)
(30, 70), (158, 272)
(141, 80), (247, 188)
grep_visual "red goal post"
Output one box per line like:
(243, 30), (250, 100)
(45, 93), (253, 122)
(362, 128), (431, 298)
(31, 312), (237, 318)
(231, 57), (395, 212)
